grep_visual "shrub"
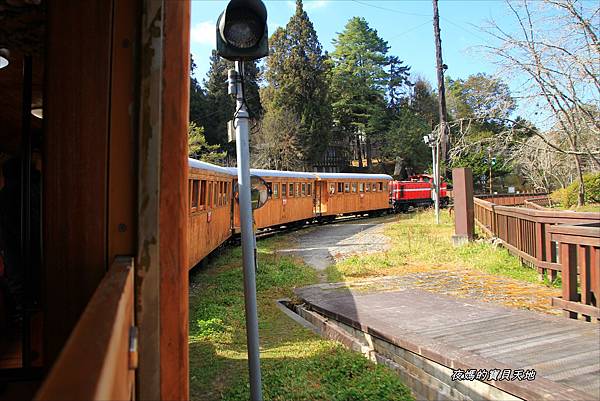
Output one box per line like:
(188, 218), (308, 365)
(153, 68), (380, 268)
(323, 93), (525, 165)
(550, 172), (600, 207)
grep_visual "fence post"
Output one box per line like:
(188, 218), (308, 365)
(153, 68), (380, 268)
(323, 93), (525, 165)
(561, 243), (578, 319)
(452, 168), (474, 245)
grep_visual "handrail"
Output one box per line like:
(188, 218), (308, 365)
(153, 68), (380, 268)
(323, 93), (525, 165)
(36, 257), (136, 401)
(473, 194), (599, 320)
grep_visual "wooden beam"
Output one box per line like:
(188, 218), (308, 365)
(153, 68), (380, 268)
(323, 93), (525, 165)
(160, 1), (190, 400)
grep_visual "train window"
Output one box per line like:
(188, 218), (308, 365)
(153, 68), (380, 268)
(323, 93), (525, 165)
(307, 183), (312, 196)
(207, 182), (212, 208)
(282, 183), (287, 197)
(383, 182), (388, 191)
(267, 182), (273, 198)
(344, 182), (350, 193)
(373, 183), (377, 192)
(191, 180), (199, 209)
(214, 181), (219, 206)
(365, 182), (370, 192)
(301, 183), (306, 196)
(289, 183), (294, 197)
(223, 182), (228, 205)
(200, 180), (207, 208)
(352, 183), (357, 192)
(296, 183), (300, 197)
(273, 183), (279, 198)
(220, 182), (224, 206)
(359, 183), (364, 192)
(329, 183), (335, 194)
(338, 182), (344, 193)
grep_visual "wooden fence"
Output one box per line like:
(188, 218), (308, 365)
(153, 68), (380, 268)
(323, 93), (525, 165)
(473, 195), (599, 320)
(35, 257), (136, 400)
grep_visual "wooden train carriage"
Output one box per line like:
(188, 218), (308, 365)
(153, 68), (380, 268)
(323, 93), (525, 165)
(313, 173), (392, 216)
(231, 169), (317, 231)
(188, 159), (235, 268)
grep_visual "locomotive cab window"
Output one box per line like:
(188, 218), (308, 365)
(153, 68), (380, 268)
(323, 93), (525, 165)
(274, 183), (279, 198)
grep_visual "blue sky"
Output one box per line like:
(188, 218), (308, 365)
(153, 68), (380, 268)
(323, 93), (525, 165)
(190, 1), (529, 117)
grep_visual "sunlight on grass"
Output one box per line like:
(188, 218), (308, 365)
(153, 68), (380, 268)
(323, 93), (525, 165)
(189, 238), (414, 401)
(327, 209), (544, 284)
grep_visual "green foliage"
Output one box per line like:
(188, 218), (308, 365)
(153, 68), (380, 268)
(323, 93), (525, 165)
(191, 51), (262, 148)
(188, 122), (226, 164)
(375, 107), (431, 175)
(189, 236), (413, 401)
(263, 0), (332, 164)
(550, 172), (600, 207)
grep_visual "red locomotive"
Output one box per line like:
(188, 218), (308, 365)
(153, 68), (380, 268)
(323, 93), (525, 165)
(390, 174), (450, 213)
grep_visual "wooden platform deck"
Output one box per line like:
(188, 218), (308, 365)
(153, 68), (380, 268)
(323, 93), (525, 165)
(295, 284), (600, 401)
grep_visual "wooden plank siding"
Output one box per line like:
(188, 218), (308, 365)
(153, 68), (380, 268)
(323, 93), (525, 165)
(319, 179), (390, 216)
(250, 177), (315, 229)
(188, 168), (234, 268)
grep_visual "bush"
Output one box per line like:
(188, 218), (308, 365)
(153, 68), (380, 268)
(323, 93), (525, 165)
(550, 172), (600, 207)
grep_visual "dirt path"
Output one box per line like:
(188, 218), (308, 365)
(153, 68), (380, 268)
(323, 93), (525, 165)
(277, 216), (395, 279)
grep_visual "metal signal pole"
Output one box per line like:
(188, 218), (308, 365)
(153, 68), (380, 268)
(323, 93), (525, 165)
(231, 61), (263, 401)
(433, 0), (449, 175)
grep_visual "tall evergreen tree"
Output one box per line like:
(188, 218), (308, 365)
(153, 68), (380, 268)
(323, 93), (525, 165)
(193, 50), (262, 147)
(262, 0), (332, 166)
(330, 17), (390, 168)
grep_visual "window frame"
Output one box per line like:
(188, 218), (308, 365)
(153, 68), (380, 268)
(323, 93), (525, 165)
(352, 182), (357, 193)
(344, 182), (350, 193)
(301, 183), (306, 196)
(338, 182), (344, 193)
(274, 182), (279, 198)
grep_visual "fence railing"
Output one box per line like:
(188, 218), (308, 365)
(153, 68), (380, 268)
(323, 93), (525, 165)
(474, 196), (599, 320)
(548, 223), (600, 321)
(35, 257), (136, 400)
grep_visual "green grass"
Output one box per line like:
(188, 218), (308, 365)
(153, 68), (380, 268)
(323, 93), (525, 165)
(189, 236), (414, 401)
(327, 209), (548, 285)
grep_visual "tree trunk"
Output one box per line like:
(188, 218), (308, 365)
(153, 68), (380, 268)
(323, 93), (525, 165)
(574, 154), (585, 206)
(356, 134), (363, 168)
(366, 135), (372, 170)
(393, 157), (403, 177)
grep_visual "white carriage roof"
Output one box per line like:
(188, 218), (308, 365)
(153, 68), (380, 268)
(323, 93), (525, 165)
(188, 158), (236, 176)
(313, 172), (393, 181)
(249, 168), (316, 179)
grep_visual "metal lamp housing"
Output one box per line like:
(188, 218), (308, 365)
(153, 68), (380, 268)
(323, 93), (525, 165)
(216, 0), (268, 61)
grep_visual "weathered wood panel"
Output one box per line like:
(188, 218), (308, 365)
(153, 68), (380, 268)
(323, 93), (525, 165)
(160, 2), (191, 399)
(44, 0), (113, 365)
(35, 258), (135, 401)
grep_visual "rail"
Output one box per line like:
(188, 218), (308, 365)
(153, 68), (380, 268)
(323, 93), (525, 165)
(35, 257), (136, 401)
(474, 196), (599, 320)
(523, 197), (552, 210)
(549, 223), (600, 320)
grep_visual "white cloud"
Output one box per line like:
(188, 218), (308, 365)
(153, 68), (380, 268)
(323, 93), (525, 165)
(190, 20), (215, 47)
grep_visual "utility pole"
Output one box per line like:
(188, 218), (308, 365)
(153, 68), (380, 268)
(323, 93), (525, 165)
(424, 134), (440, 224)
(432, 0), (449, 175)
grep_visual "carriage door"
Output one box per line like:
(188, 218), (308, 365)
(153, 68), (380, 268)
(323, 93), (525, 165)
(315, 181), (328, 215)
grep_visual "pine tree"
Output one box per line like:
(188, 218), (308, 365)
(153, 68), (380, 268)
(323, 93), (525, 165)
(330, 17), (390, 168)
(262, 0), (332, 166)
(193, 50), (262, 147)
